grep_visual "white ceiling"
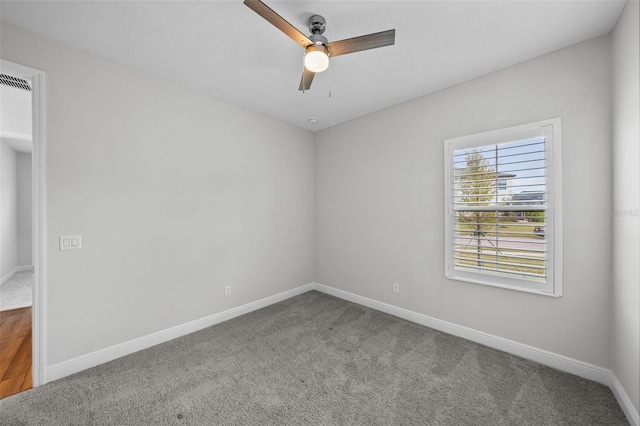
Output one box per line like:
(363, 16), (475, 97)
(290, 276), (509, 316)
(0, 0), (627, 132)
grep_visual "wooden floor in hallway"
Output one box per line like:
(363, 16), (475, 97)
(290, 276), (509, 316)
(0, 307), (32, 399)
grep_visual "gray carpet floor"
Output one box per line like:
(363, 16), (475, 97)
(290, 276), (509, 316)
(0, 291), (628, 425)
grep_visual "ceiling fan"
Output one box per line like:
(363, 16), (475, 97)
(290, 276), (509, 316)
(244, 0), (396, 91)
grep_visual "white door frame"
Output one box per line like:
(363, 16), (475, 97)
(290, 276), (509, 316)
(1, 59), (46, 387)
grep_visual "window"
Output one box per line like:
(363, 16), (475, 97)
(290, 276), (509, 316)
(444, 118), (562, 296)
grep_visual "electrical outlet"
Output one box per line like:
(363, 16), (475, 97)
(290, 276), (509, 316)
(224, 286), (231, 297)
(392, 283), (400, 294)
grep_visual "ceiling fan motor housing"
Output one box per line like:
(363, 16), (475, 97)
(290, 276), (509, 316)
(309, 33), (328, 45)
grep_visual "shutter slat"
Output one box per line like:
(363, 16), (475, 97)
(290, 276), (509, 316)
(454, 264), (546, 279)
(453, 256), (546, 271)
(452, 205), (546, 212)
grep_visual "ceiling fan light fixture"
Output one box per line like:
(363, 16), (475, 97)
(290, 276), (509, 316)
(304, 44), (329, 73)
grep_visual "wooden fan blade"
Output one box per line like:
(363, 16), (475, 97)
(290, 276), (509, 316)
(299, 68), (316, 91)
(244, 0), (312, 48)
(327, 29), (395, 58)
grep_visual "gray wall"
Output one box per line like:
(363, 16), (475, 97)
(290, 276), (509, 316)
(1, 141), (18, 279)
(1, 22), (315, 365)
(17, 152), (32, 266)
(611, 0), (640, 413)
(316, 36), (612, 368)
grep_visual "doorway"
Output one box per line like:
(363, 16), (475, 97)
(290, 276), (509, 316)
(0, 71), (33, 398)
(0, 59), (45, 396)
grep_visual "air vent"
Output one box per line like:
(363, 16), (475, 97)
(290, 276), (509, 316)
(0, 74), (31, 91)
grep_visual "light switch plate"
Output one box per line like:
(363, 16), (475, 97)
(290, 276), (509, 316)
(60, 235), (82, 250)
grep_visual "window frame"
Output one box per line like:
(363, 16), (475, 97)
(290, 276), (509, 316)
(443, 118), (563, 297)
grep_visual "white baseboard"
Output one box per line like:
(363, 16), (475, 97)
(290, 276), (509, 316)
(1, 265), (33, 284)
(45, 283), (314, 383)
(610, 373), (640, 426)
(312, 282), (611, 385)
